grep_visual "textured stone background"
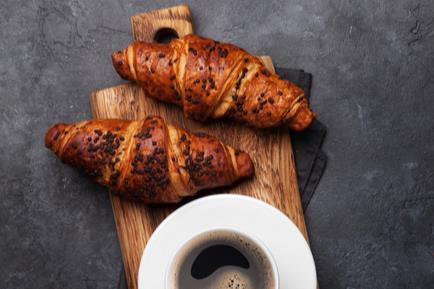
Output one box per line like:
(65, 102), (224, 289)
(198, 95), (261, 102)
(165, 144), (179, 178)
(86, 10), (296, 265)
(1, 0), (433, 288)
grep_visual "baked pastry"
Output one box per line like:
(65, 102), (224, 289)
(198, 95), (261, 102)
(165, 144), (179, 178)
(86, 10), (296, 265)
(45, 116), (254, 203)
(112, 34), (315, 131)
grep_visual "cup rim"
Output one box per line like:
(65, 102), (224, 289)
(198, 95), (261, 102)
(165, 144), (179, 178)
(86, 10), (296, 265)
(164, 226), (279, 289)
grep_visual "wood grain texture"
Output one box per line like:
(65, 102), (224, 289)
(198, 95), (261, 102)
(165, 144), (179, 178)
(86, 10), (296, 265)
(90, 4), (309, 289)
(131, 4), (193, 42)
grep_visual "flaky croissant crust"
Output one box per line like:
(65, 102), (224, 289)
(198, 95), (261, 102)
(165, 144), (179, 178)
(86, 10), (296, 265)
(112, 34), (315, 131)
(45, 116), (253, 203)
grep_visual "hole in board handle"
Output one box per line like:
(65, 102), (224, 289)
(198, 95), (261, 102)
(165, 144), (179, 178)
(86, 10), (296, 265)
(154, 28), (179, 44)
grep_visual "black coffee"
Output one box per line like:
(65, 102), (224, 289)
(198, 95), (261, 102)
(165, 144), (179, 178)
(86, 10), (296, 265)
(167, 230), (276, 289)
(191, 244), (250, 279)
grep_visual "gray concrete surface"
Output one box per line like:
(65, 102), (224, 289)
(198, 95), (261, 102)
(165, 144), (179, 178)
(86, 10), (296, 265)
(1, 0), (433, 288)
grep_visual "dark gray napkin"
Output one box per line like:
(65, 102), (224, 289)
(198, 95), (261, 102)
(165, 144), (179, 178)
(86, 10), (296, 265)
(275, 67), (327, 210)
(117, 68), (327, 289)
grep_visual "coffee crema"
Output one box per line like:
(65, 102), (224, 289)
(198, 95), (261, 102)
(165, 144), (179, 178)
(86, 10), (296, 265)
(166, 230), (276, 289)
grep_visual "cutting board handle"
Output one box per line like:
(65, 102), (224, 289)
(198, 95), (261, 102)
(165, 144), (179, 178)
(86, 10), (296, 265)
(131, 4), (194, 42)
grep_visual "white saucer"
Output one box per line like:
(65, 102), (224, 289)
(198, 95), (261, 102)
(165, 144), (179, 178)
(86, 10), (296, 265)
(138, 194), (317, 289)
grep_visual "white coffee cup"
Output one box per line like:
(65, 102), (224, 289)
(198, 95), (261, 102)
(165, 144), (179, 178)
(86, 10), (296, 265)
(165, 227), (279, 289)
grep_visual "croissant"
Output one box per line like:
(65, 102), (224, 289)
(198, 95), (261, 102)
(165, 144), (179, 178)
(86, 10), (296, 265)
(44, 116), (254, 204)
(112, 34), (315, 131)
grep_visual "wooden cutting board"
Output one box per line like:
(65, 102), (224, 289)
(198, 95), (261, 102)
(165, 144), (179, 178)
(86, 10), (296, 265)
(90, 4), (309, 289)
